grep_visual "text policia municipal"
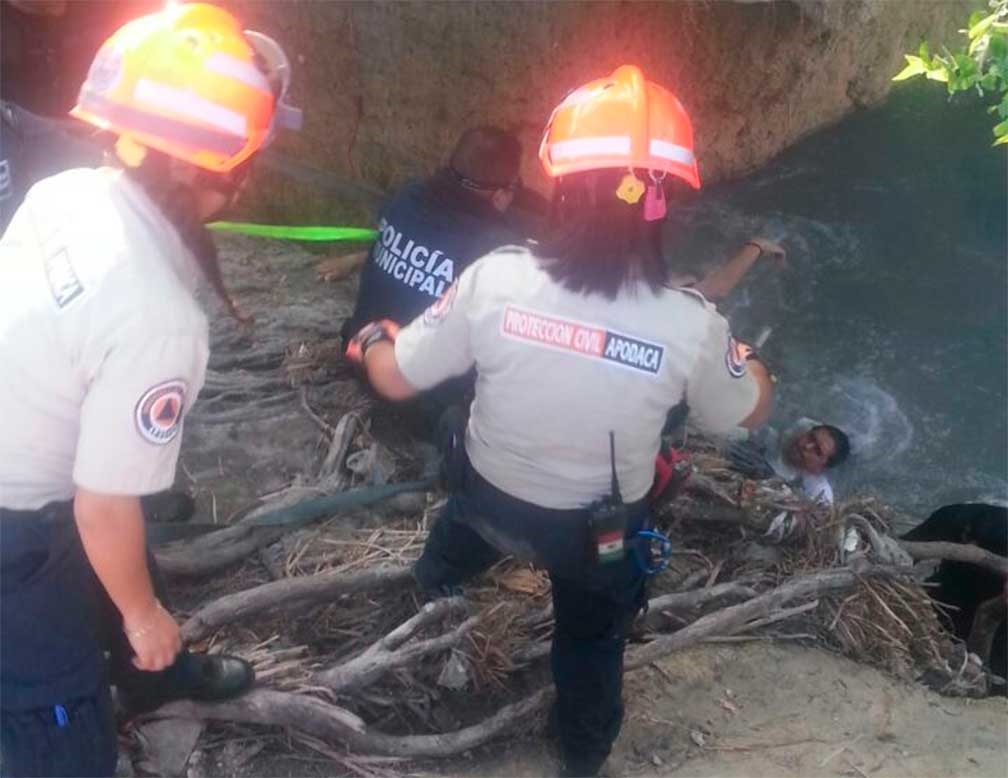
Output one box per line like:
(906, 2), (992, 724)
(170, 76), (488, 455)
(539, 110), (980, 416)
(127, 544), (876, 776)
(372, 217), (456, 297)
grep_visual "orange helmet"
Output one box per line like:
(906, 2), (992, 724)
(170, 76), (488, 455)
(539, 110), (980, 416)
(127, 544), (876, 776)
(71, 2), (302, 173)
(538, 65), (700, 189)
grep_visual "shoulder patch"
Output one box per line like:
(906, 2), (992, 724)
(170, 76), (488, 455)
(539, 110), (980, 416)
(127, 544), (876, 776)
(724, 335), (748, 379)
(135, 380), (187, 445)
(44, 248), (84, 309)
(423, 281), (458, 325)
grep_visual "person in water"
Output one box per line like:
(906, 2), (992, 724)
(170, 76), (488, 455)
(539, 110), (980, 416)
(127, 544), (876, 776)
(726, 418), (851, 504)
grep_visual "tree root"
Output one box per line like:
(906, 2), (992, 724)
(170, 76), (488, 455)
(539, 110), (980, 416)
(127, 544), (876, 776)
(314, 597), (478, 693)
(897, 540), (1008, 577)
(154, 687), (553, 759)
(643, 582), (760, 629)
(628, 566), (894, 668)
(156, 479), (432, 578)
(182, 565), (413, 643)
(162, 566), (897, 759)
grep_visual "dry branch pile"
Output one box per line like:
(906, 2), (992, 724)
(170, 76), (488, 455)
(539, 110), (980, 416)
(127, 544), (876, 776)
(145, 419), (1002, 772)
(142, 241), (1000, 773)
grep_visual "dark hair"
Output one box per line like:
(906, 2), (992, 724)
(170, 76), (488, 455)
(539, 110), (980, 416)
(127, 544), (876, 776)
(814, 424), (851, 468)
(448, 126), (522, 190)
(535, 169), (669, 299)
(125, 150), (248, 323)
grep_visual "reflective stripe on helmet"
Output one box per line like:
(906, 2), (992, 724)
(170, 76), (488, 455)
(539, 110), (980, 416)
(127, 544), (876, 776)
(205, 52), (273, 96)
(134, 79), (248, 137)
(549, 136), (632, 161)
(77, 91), (247, 156)
(649, 139), (696, 166)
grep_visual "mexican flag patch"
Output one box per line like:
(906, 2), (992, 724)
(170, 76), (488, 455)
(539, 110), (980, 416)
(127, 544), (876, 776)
(596, 530), (626, 564)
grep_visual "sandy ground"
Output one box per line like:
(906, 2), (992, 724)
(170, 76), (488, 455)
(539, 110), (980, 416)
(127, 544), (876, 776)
(441, 642), (1007, 778)
(188, 641), (1006, 778)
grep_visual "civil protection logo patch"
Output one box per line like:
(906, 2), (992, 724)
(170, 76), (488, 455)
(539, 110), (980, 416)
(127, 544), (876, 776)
(135, 380), (187, 445)
(423, 281), (458, 325)
(724, 335), (748, 379)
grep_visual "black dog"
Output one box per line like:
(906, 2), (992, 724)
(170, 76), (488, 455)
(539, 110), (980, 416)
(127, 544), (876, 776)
(901, 503), (1007, 692)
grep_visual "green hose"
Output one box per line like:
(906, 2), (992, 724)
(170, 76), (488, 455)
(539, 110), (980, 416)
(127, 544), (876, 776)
(208, 221), (378, 242)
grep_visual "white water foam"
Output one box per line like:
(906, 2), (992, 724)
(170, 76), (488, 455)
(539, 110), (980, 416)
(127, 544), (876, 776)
(825, 376), (915, 464)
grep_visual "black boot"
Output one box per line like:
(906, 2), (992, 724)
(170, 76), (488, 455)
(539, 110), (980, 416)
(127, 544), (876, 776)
(118, 652), (254, 715)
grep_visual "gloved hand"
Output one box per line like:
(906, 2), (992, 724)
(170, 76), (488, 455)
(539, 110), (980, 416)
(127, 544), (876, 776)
(724, 439), (776, 480)
(344, 319), (400, 364)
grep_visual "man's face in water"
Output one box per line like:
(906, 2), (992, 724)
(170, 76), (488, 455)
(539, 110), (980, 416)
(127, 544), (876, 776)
(784, 427), (837, 475)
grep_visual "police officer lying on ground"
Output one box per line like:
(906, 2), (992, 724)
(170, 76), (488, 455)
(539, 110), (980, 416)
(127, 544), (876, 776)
(341, 126), (527, 428)
(0, 5), (302, 775)
(346, 65), (774, 778)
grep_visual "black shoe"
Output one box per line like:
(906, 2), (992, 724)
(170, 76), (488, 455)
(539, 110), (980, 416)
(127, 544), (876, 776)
(182, 654), (255, 703)
(118, 653), (255, 715)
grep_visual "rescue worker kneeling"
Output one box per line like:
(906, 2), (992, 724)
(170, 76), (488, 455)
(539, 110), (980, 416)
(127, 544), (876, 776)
(347, 65), (774, 777)
(341, 125), (527, 435)
(0, 5), (302, 775)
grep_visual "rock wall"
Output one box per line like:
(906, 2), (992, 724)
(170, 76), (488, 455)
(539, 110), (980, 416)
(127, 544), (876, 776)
(229, 0), (969, 218)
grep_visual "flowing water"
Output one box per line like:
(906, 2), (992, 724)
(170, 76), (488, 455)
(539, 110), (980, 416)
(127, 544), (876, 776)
(664, 82), (1007, 526)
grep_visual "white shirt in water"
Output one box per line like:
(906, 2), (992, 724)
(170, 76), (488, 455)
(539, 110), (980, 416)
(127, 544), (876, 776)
(0, 167), (208, 510)
(766, 418), (835, 505)
(394, 245), (761, 510)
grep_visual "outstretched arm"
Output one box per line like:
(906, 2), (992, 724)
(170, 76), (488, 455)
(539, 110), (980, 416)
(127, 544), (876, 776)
(695, 238), (786, 302)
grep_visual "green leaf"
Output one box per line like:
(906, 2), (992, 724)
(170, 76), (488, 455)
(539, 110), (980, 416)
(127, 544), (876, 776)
(980, 72), (1000, 90)
(993, 117), (1008, 137)
(968, 9), (986, 30)
(918, 39), (930, 60)
(955, 53), (978, 76)
(893, 55), (928, 81)
(969, 11), (997, 40)
(925, 66), (950, 83)
(993, 134), (1008, 145)
(989, 33), (1007, 58)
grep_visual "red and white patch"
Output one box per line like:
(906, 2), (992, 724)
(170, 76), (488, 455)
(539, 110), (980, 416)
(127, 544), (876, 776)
(135, 380), (187, 446)
(500, 306), (665, 375)
(502, 306), (606, 357)
(724, 336), (748, 379)
(423, 281), (458, 325)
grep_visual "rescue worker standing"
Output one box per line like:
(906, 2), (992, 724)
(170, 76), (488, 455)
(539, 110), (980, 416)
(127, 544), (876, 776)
(347, 65), (774, 777)
(0, 5), (302, 775)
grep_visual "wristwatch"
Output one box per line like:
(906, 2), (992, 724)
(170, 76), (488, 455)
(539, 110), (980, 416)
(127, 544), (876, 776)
(358, 323), (394, 356)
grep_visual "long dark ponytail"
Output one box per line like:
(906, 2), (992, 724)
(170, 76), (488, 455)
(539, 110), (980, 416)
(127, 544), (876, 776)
(124, 149), (250, 323)
(535, 169), (669, 300)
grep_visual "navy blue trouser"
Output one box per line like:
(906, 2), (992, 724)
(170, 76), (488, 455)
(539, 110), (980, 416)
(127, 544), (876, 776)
(0, 504), (206, 777)
(415, 461), (648, 776)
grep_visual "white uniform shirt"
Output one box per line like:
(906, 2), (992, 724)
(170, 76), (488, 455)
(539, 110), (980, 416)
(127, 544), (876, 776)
(395, 246), (760, 509)
(0, 167), (208, 510)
